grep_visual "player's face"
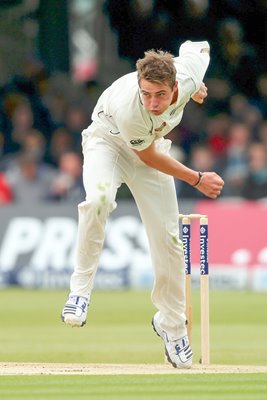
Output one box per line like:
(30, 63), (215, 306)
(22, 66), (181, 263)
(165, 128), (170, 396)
(139, 79), (178, 115)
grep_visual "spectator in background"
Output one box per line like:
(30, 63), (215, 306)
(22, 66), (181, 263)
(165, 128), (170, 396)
(11, 102), (34, 148)
(179, 144), (219, 199)
(2, 71), (53, 141)
(5, 152), (56, 204)
(241, 142), (267, 200)
(229, 93), (249, 121)
(49, 151), (85, 203)
(64, 104), (91, 150)
(20, 128), (47, 162)
(2, 94), (34, 154)
(41, 73), (71, 129)
(42, 73), (93, 133)
(0, 128), (47, 172)
(228, 94), (263, 138)
(206, 113), (230, 158)
(45, 127), (76, 167)
(222, 122), (251, 197)
(241, 104), (263, 138)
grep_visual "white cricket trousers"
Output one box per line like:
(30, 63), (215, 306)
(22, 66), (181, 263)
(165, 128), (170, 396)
(70, 127), (187, 338)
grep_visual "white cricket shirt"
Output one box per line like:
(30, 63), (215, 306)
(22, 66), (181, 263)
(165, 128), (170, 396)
(90, 41), (210, 151)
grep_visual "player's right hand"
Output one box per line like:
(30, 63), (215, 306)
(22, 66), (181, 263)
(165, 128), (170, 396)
(191, 82), (208, 104)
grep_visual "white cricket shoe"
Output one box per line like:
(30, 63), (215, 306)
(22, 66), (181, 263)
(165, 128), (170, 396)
(152, 311), (193, 369)
(61, 295), (89, 327)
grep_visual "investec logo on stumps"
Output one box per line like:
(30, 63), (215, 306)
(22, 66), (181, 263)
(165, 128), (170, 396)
(182, 225), (190, 275)
(200, 225), (208, 275)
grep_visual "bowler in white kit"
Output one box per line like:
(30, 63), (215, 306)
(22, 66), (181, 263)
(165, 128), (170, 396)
(61, 40), (224, 368)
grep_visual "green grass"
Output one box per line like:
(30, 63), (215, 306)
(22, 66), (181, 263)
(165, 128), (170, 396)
(0, 375), (267, 400)
(0, 289), (267, 399)
(0, 289), (266, 365)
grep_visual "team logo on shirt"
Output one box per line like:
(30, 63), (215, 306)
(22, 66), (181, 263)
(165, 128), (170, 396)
(170, 108), (179, 116)
(154, 122), (166, 132)
(130, 139), (145, 146)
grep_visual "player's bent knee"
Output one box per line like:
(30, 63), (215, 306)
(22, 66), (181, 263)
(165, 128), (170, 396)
(78, 197), (116, 219)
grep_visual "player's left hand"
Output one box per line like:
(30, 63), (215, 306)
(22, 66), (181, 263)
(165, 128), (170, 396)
(191, 82), (208, 104)
(195, 172), (224, 199)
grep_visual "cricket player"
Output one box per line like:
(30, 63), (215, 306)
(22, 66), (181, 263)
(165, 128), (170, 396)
(61, 40), (224, 369)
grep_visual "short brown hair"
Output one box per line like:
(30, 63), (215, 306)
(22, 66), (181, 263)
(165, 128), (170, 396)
(136, 50), (176, 89)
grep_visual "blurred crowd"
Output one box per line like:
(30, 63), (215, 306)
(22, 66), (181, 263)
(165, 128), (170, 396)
(1, 1), (267, 205)
(0, 69), (98, 205)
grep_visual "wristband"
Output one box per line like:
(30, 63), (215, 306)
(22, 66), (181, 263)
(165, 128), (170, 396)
(193, 172), (203, 187)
